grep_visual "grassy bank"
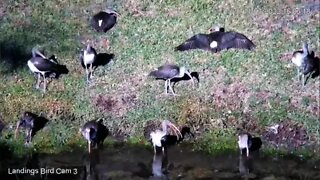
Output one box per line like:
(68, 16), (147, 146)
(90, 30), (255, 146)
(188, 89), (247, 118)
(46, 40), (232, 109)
(0, 0), (319, 157)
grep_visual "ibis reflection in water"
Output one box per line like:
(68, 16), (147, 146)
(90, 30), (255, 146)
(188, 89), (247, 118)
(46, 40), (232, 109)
(150, 120), (182, 154)
(27, 47), (69, 93)
(149, 64), (195, 96)
(152, 149), (169, 180)
(80, 119), (109, 153)
(239, 154), (254, 177)
(14, 111), (48, 145)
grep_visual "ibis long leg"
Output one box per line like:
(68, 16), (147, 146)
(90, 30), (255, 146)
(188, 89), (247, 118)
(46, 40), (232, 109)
(36, 73), (41, 89)
(85, 64), (89, 83)
(164, 80), (168, 94)
(27, 129), (33, 143)
(246, 147), (249, 157)
(43, 74), (46, 93)
(168, 79), (175, 95)
(296, 68), (300, 81)
(88, 141), (91, 153)
(90, 63), (94, 79)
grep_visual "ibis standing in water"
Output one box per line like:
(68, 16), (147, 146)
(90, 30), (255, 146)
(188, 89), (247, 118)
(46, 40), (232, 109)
(90, 9), (119, 33)
(150, 120), (182, 154)
(80, 119), (109, 153)
(149, 64), (194, 95)
(175, 26), (255, 53)
(291, 42), (318, 86)
(27, 47), (69, 93)
(238, 132), (252, 157)
(80, 45), (98, 83)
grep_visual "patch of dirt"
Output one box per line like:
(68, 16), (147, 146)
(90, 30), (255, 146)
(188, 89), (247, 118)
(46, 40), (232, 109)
(210, 80), (251, 113)
(93, 94), (138, 117)
(279, 52), (294, 62)
(41, 99), (72, 118)
(123, 0), (158, 17)
(263, 119), (311, 149)
(107, 119), (135, 138)
(238, 114), (264, 135)
(252, 1), (319, 39)
(93, 71), (145, 117)
(288, 81), (320, 118)
(163, 6), (187, 17)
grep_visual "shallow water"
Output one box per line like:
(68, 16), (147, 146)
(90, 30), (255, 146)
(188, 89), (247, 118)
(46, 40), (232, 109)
(1, 143), (320, 180)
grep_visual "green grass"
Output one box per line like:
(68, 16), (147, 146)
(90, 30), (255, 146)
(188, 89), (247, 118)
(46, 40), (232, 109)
(0, 0), (319, 156)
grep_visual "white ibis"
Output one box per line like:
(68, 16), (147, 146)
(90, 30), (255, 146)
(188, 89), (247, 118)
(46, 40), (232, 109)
(27, 47), (69, 93)
(80, 45), (97, 83)
(79, 119), (109, 153)
(90, 9), (119, 33)
(291, 42), (318, 86)
(238, 132), (252, 157)
(149, 64), (194, 95)
(150, 120), (182, 154)
(175, 26), (255, 53)
(239, 154), (253, 176)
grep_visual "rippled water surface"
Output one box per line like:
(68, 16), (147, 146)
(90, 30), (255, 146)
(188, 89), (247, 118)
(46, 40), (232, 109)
(1, 143), (319, 180)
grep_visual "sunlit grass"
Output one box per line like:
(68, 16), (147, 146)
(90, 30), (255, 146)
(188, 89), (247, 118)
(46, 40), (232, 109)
(0, 0), (319, 155)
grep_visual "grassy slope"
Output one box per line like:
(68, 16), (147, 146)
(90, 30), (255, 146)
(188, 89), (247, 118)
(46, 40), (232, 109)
(0, 0), (319, 155)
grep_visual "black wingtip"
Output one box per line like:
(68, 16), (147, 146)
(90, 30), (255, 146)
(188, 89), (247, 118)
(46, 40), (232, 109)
(174, 44), (186, 51)
(250, 44), (256, 51)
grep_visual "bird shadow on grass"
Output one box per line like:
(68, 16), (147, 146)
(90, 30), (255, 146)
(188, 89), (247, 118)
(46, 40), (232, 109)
(30, 114), (49, 139)
(96, 119), (110, 150)
(304, 55), (320, 85)
(311, 56), (320, 78)
(80, 52), (115, 84)
(0, 40), (31, 74)
(84, 52), (115, 71)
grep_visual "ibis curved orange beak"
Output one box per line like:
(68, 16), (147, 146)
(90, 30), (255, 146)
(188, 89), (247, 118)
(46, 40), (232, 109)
(168, 123), (182, 140)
